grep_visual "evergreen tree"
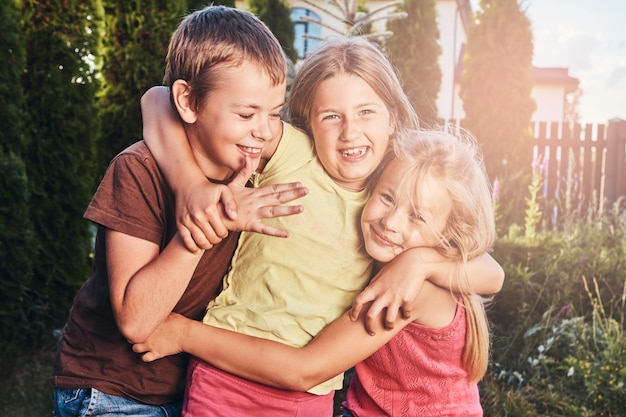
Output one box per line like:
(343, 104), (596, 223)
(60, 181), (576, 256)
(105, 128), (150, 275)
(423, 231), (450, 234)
(98, 0), (186, 176)
(386, 0), (441, 127)
(0, 0), (36, 363)
(459, 0), (535, 182)
(0, 0), (28, 155)
(19, 0), (101, 344)
(248, 0), (297, 62)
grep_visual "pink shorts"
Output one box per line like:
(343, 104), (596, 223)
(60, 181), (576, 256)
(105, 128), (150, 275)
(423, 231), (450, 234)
(182, 358), (334, 417)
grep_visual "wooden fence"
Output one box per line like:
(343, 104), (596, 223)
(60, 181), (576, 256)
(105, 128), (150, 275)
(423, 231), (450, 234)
(533, 118), (626, 227)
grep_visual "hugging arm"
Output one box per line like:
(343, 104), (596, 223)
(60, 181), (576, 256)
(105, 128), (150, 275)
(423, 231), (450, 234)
(350, 248), (504, 332)
(142, 86), (229, 251)
(133, 294), (418, 391)
(141, 86), (306, 251)
(109, 230), (205, 344)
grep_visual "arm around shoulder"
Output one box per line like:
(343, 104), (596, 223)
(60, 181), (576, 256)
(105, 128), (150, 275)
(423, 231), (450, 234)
(396, 247), (505, 295)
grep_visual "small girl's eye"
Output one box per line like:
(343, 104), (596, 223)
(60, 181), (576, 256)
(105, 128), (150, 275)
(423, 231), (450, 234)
(380, 193), (394, 204)
(239, 114), (253, 120)
(410, 213), (426, 223)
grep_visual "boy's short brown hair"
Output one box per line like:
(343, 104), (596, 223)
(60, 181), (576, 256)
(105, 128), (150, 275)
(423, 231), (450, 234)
(164, 6), (287, 112)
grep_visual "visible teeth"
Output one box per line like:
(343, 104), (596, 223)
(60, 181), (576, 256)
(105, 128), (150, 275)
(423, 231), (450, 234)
(341, 147), (367, 157)
(241, 146), (261, 154)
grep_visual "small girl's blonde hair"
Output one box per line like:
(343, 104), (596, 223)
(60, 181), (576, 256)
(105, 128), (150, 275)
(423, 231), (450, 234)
(374, 127), (495, 383)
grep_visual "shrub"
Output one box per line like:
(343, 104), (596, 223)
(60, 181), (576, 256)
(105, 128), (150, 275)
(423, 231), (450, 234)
(482, 181), (626, 416)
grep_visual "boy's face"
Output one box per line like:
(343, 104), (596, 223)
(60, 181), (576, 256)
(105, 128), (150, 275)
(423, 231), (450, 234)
(308, 74), (395, 191)
(187, 61), (286, 181)
(361, 160), (452, 263)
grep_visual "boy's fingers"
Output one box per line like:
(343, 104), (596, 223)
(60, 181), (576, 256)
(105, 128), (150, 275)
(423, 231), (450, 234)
(230, 157), (254, 188)
(186, 223), (217, 250)
(200, 217), (228, 241)
(180, 229), (203, 253)
(220, 190), (238, 220)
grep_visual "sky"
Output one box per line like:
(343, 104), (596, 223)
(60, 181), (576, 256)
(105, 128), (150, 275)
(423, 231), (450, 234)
(473, 0), (626, 124)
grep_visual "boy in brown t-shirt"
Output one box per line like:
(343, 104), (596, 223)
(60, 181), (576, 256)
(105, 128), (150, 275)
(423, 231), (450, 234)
(51, 6), (306, 416)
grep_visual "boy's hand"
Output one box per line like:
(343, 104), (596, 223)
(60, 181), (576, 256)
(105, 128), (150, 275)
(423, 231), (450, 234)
(133, 313), (188, 362)
(175, 179), (234, 253)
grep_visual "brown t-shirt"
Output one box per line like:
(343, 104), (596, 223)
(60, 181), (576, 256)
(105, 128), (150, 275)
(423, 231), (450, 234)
(52, 141), (239, 405)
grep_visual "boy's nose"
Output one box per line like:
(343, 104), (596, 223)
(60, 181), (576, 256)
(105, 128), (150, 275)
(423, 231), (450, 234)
(253, 117), (273, 141)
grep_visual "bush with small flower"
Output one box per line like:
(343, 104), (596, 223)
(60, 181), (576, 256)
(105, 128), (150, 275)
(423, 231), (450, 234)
(480, 163), (626, 416)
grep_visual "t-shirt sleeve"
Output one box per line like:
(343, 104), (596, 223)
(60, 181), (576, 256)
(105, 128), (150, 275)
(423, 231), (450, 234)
(257, 123), (314, 185)
(84, 145), (171, 245)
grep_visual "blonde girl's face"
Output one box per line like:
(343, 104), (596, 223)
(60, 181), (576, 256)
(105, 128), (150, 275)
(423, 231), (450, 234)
(361, 159), (453, 263)
(309, 73), (395, 191)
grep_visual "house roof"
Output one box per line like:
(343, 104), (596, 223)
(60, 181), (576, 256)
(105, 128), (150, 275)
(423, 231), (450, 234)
(532, 67), (579, 93)
(453, 47), (580, 94)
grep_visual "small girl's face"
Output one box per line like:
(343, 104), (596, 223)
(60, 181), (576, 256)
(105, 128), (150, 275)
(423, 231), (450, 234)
(308, 73), (395, 192)
(361, 159), (453, 263)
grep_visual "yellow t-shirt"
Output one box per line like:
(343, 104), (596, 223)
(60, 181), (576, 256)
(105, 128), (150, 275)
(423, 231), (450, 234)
(203, 122), (372, 394)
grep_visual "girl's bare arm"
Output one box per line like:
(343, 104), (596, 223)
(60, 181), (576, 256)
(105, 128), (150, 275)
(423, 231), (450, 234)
(350, 248), (504, 332)
(142, 86), (235, 250)
(133, 298), (415, 391)
(133, 279), (447, 391)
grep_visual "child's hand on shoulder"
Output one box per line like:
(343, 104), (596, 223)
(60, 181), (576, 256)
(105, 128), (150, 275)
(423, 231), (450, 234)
(174, 177), (234, 253)
(350, 248), (441, 334)
(175, 157), (308, 252)
(223, 157), (308, 237)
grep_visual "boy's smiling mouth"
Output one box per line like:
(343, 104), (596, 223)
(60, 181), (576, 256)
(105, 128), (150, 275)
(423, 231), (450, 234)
(238, 145), (262, 156)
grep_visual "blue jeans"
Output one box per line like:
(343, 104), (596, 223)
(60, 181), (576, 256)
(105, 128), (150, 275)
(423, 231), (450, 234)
(53, 388), (182, 417)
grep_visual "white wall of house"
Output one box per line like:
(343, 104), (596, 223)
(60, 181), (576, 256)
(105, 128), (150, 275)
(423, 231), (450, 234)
(436, 0), (467, 121)
(532, 86), (567, 123)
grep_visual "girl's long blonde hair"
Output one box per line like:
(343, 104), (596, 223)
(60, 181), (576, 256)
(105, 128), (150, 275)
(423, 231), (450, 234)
(374, 127), (496, 383)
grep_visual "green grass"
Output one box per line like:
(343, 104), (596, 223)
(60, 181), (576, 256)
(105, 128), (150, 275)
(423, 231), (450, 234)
(1, 345), (349, 417)
(0, 344), (56, 417)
